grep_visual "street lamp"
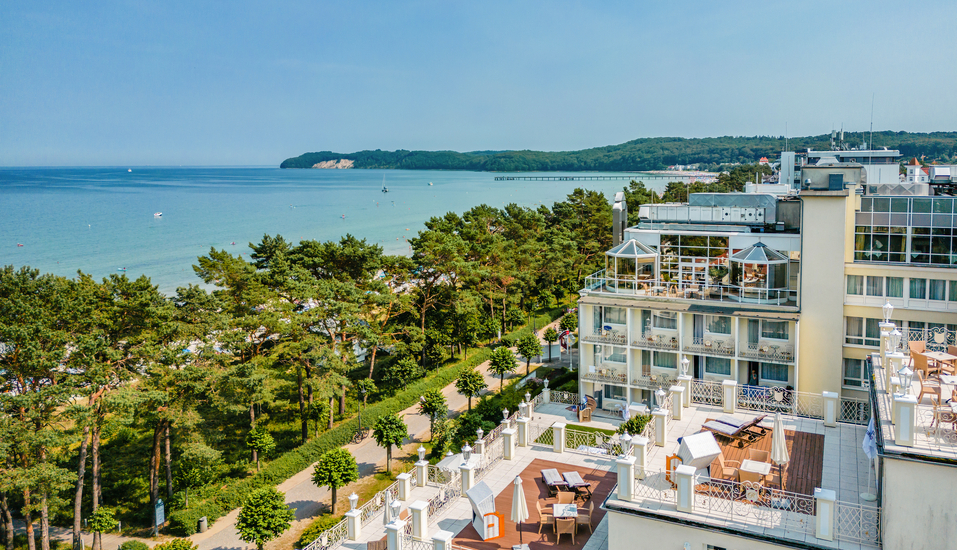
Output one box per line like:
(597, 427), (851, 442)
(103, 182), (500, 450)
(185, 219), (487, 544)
(621, 431), (632, 458)
(502, 409), (509, 424)
(680, 356), (690, 378)
(462, 444), (472, 464)
(882, 301), (894, 324)
(518, 401), (528, 419)
(348, 492), (358, 511)
(417, 446), (426, 462)
(476, 428), (484, 442)
(898, 366), (914, 394)
(390, 500), (401, 521)
(889, 328), (902, 355)
(543, 378), (549, 389)
(525, 391), (531, 403)
(655, 387), (666, 410)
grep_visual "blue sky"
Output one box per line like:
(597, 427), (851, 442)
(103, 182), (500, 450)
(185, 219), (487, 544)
(2, 1), (956, 166)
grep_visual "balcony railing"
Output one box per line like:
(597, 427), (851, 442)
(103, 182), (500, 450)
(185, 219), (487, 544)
(581, 368), (628, 384)
(581, 330), (627, 345)
(739, 342), (795, 363)
(583, 270), (797, 306)
(684, 336), (735, 357)
(631, 371), (679, 390)
(901, 326), (957, 352)
(633, 331), (680, 351)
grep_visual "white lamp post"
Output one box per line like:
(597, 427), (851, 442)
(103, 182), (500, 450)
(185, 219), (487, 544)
(525, 391), (531, 403)
(898, 366), (914, 394)
(476, 428), (484, 443)
(417, 446), (426, 461)
(390, 500), (401, 521)
(348, 492), (358, 511)
(502, 409), (509, 424)
(518, 401), (528, 418)
(655, 387), (666, 410)
(889, 328), (902, 354)
(680, 356), (690, 378)
(621, 431), (632, 458)
(543, 378), (549, 389)
(882, 301), (894, 324)
(462, 444), (472, 464)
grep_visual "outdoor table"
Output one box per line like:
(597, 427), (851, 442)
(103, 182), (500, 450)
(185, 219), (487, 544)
(552, 503), (578, 519)
(740, 459), (772, 476)
(562, 471), (592, 500)
(925, 351), (957, 372)
(650, 286), (666, 295)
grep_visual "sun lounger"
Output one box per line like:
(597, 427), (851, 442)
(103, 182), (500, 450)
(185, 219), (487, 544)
(542, 468), (568, 496)
(715, 414), (769, 436)
(702, 420), (760, 448)
(562, 471), (592, 501)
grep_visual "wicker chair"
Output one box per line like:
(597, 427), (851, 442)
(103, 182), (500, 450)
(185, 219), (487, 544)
(576, 500), (594, 534)
(555, 518), (576, 545)
(917, 370), (941, 404)
(747, 449), (770, 463)
(536, 500), (554, 534)
(710, 453), (740, 482)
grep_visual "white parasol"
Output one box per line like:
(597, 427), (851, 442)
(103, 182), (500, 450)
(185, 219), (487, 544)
(511, 476), (529, 544)
(770, 412), (790, 490)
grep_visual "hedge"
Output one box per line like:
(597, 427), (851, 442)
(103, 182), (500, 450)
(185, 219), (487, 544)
(297, 513), (345, 548)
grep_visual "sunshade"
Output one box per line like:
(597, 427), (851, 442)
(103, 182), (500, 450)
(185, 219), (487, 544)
(770, 413), (790, 490)
(511, 476), (529, 544)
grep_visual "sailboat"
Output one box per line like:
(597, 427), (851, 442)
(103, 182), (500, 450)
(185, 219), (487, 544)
(381, 175), (389, 193)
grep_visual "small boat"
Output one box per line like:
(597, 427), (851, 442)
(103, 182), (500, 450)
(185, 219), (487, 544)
(154, 212), (162, 217)
(381, 175), (389, 193)
(117, 267), (127, 271)
(17, 243), (24, 247)
(231, 241), (236, 245)
(429, 182), (433, 186)
(128, 169), (132, 172)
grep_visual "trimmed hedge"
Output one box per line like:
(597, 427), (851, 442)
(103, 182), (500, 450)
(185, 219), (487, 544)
(297, 513), (345, 548)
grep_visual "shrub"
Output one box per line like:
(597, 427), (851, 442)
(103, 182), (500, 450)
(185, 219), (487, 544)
(118, 542), (149, 550)
(153, 539), (198, 550)
(617, 414), (653, 436)
(297, 514), (344, 548)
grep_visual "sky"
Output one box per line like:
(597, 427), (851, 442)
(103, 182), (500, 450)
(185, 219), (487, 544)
(2, 1), (957, 166)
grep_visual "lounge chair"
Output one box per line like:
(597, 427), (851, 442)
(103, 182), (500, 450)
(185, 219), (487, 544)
(541, 468), (568, 496)
(715, 414), (769, 436)
(562, 471), (592, 501)
(702, 416), (768, 447)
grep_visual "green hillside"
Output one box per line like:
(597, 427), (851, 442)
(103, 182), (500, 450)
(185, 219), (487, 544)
(281, 131), (957, 172)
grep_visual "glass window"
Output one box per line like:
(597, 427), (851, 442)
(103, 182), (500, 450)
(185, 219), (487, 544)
(604, 385), (626, 400)
(887, 277), (904, 298)
(843, 358), (865, 388)
(865, 319), (881, 347)
(652, 311), (677, 330)
(761, 321), (789, 340)
(704, 357), (731, 376)
(602, 346), (627, 363)
(653, 351), (677, 369)
(846, 317), (863, 345)
(760, 363), (789, 382)
(847, 275), (864, 295)
(910, 278), (927, 299)
(603, 306), (627, 325)
(929, 279), (947, 301)
(866, 276), (884, 296)
(706, 315), (731, 334)
(950, 281), (957, 302)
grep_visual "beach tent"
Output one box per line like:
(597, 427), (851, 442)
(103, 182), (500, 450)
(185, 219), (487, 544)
(466, 481), (502, 540)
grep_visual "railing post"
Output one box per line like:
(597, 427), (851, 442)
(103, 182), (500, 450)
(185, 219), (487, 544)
(675, 465), (696, 513)
(616, 456), (636, 502)
(410, 500), (429, 541)
(516, 416), (529, 447)
(631, 436), (649, 480)
(415, 461), (427, 488)
(652, 409), (668, 447)
(397, 472), (412, 501)
(386, 519), (405, 550)
(345, 508), (361, 541)
(879, 322), (895, 374)
(895, 394), (917, 447)
(474, 438), (486, 456)
(678, 375), (692, 407)
(669, 385), (684, 420)
(552, 422), (566, 453)
(814, 488), (836, 541)
(822, 391), (838, 427)
(722, 379), (737, 414)
(502, 428), (516, 460)
(460, 461), (475, 494)
(431, 530), (453, 550)
(542, 387), (551, 404)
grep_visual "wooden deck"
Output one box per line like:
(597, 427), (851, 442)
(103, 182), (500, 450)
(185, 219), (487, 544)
(452, 458), (617, 550)
(704, 418), (824, 496)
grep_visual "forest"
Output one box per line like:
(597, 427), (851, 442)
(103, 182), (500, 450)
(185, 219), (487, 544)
(280, 131), (957, 172)
(0, 183), (654, 550)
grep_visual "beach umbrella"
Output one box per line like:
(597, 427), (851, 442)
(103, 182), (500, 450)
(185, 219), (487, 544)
(511, 476), (529, 544)
(770, 412), (790, 491)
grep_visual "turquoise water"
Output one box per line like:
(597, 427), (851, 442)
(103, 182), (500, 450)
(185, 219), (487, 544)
(0, 167), (677, 295)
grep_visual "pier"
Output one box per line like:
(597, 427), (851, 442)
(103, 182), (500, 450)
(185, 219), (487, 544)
(493, 175), (638, 181)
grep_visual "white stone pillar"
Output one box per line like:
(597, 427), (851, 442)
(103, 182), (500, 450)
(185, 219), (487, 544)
(896, 394), (917, 447)
(822, 391), (838, 427)
(345, 509), (361, 541)
(474, 439), (485, 456)
(552, 422), (566, 454)
(415, 460), (427, 488)
(409, 500), (429, 541)
(670, 385), (684, 420)
(678, 375), (692, 407)
(632, 436), (649, 480)
(502, 428), (516, 460)
(460, 462), (475, 494)
(675, 465), (696, 513)
(616, 456), (636, 502)
(386, 520), (405, 550)
(879, 322), (895, 374)
(887, 352), (905, 390)
(814, 488), (836, 541)
(516, 417), (529, 447)
(431, 530), (453, 550)
(397, 472), (412, 501)
(543, 388), (551, 404)
(722, 379), (737, 414)
(652, 409), (668, 447)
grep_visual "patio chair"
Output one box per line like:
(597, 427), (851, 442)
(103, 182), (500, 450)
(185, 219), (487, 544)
(917, 370), (942, 404)
(738, 469), (765, 486)
(747, 449), (770, 463)
(764, 469), (782, 489)
(709, 453), (740, 482)
(913, 353), (932, 378)
(555, 518), (576, 545)
(576, 501), (594, 534)
(908, 340), (926, 365)
(536, 500), (555, 534)
(557, 491), (575, 505)
(930, 397), (957, 431)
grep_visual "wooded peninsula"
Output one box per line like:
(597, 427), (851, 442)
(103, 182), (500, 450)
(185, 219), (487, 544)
(280, 131), (957, 172)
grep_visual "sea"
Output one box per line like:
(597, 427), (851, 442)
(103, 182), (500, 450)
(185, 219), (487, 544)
(0, 167), (684, 296)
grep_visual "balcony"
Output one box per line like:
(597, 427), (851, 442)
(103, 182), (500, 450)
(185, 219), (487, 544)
(581, 366), (628, 384)
(581, 329), (627, 346)
(683, 336), (735, 357)
(739, 341), (795, 364)
(583, 269), (797, 307)
(630, 370), (679, 390)
(632, 331), (680, 351)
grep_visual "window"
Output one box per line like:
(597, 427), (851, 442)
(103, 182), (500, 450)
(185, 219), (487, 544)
(951, 281), (957, 302)
(602, 306), (627, 325)
(761, 321), (789, 340)
(604, 385), (626, 400)
(652, 311), (677, 330)
(866, 276), (884, 296)
(929, 279), (947, 301)
(761, 363), (789, 382)
(847, 275), (863, 295)
(706, 315), (731, 334)
(864, 318), (881, 347)
(705, 357), (731, 376)
(602, 346), (627, 363)
(653, 351), (677, 369)
(846, 317), (863, 345)
(844, 358), (865, 388)
(910, 278), (927, 299)
(887, 277), (904, 298)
